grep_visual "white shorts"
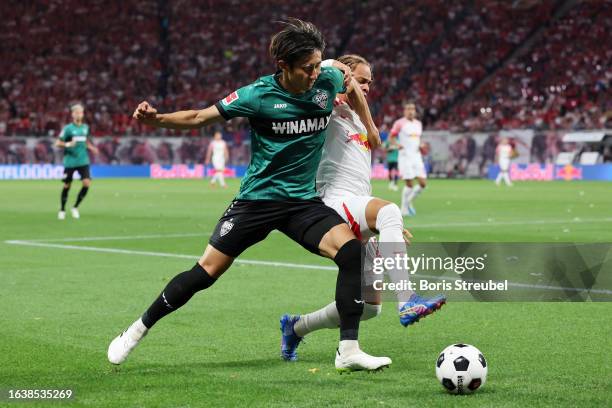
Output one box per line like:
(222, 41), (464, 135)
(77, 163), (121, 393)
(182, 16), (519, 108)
(499, 159), (510, 172)
(322, 194), (376, 242)
(323, 193), (380, 286)
(398, 154), (427, 180)
(212, 158), (225, 171)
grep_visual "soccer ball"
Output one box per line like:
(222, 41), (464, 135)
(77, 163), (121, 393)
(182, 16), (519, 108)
(435, 343), (487, 394)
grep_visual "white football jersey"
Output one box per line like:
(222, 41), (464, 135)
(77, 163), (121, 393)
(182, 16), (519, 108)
(392, 117), (422, 157)
(316, 103), (372, 198)
(497, 144), (513, 161)
(211, 140), (226, 161)
(210, 139), (227, 170)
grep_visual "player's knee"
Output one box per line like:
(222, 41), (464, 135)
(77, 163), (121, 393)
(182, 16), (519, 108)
(361, 303), (382, 321)
(376, 203), (403, 232)
(83, 179), (91, 187)
(63, 182), (71, 189)
(333, 239), (363, 272)
(174, 263), (217, 292)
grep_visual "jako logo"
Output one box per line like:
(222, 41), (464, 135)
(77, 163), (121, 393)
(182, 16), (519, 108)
(274, 104), (287, 109)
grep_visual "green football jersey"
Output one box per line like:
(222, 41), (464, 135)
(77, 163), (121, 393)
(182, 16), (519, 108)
(215, 67), (345, 200)
(59, 123), (90, 168)
(385, 141), (399, 163)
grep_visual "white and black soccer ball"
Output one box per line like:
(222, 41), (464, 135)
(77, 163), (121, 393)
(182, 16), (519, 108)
(435, 343), (487, 394)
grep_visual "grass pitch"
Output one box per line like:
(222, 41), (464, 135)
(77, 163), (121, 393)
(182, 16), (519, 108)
(1, 179), (611, 407)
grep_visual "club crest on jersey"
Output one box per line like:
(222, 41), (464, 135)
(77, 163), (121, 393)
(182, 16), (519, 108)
(312, 90), (329, 109)
(222, 91), (239, 106)
(220, 219), (234, 237)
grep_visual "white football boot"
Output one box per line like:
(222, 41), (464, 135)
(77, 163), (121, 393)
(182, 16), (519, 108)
(107, 319), (148, 365)
(335, 340), (392, 373)
(70, 207), (80, 219)
(58, 211), (66, 220)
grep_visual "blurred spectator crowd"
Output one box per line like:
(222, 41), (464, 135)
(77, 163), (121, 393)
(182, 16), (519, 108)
(0, 0), (609, 139)
(0, 136), (251, 165)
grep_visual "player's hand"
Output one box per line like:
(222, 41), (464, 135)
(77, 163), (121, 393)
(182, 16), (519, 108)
(133, 101), (159, 125)
(333, 97), (346, 107)
(331, 60), (351, 89)
(402, 228), (413, 245)
(65, 141), (77, 148)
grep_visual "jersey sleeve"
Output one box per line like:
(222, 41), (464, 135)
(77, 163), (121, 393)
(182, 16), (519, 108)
(390, 119), (402, 136)
(215, 83), (261, 120)
(59, 126), (69, 141)
(326, 67), (346, 94)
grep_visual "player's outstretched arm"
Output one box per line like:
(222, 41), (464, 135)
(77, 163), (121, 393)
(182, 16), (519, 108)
(345, 78), (381, 149)
(87, 140), (99, 155)
(133, 101), (225, 130)
(204, 143), (213, 165)
(55, 139), (72, 148)
(55, 138), (76, 148)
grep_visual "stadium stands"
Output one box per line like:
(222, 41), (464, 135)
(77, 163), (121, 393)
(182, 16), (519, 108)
(0, 0), (609, 139)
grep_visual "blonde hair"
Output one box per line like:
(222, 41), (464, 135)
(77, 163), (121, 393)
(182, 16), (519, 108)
(337, 54), (371, 71)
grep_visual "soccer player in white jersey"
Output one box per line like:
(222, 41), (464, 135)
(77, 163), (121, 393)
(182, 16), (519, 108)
(205, 131), (229, 188)
(280, 55), (445, 362)
(495, 137), (514, 186)
(392, 102), (427, 216)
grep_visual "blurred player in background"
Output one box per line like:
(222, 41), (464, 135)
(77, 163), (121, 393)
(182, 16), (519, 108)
(384, 134), (401, 191)
(108, 19), (392, 373)
(392, 102), (427, 216)
(280, 55), (445, 362)
(495, 137), (514, 186)
(55, 104), (98, 220)
(205, 131), (229, 188)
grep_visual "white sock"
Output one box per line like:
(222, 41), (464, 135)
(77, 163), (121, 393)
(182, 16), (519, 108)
(338, 339), (360, 355)
(218, 172), (226, 187)
(210, 173), (218, 184)
(128, 318), (148, 341)
(503, 172), (512, 186)
(406, 184), (423, 204)
(495, 172), (502, 185)
(376, 204), (415, 307)
(401, 186), (412, 212)
(293, 302), (382, 337)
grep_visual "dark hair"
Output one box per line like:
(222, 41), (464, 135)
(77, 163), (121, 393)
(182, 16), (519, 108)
(269, 18), (325, 68)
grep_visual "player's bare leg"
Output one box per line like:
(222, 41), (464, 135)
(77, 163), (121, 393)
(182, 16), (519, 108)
(107, 245), (234, 364)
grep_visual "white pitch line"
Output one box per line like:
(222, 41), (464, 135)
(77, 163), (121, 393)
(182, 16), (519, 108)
(4, 239), (612, 296)
(8, 217), (612, 244)
(410, 217), (612, 229)
(19, 232), (211, 243)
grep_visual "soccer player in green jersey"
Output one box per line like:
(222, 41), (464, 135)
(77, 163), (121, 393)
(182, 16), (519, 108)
(107, 19), (391, 372)
(385, 134), (401, 191)
(55, 104), (98, 220)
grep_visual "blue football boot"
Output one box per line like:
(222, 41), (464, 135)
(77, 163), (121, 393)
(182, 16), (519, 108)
(280, 314), (303, 361)
(399, 293), (446, 327)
